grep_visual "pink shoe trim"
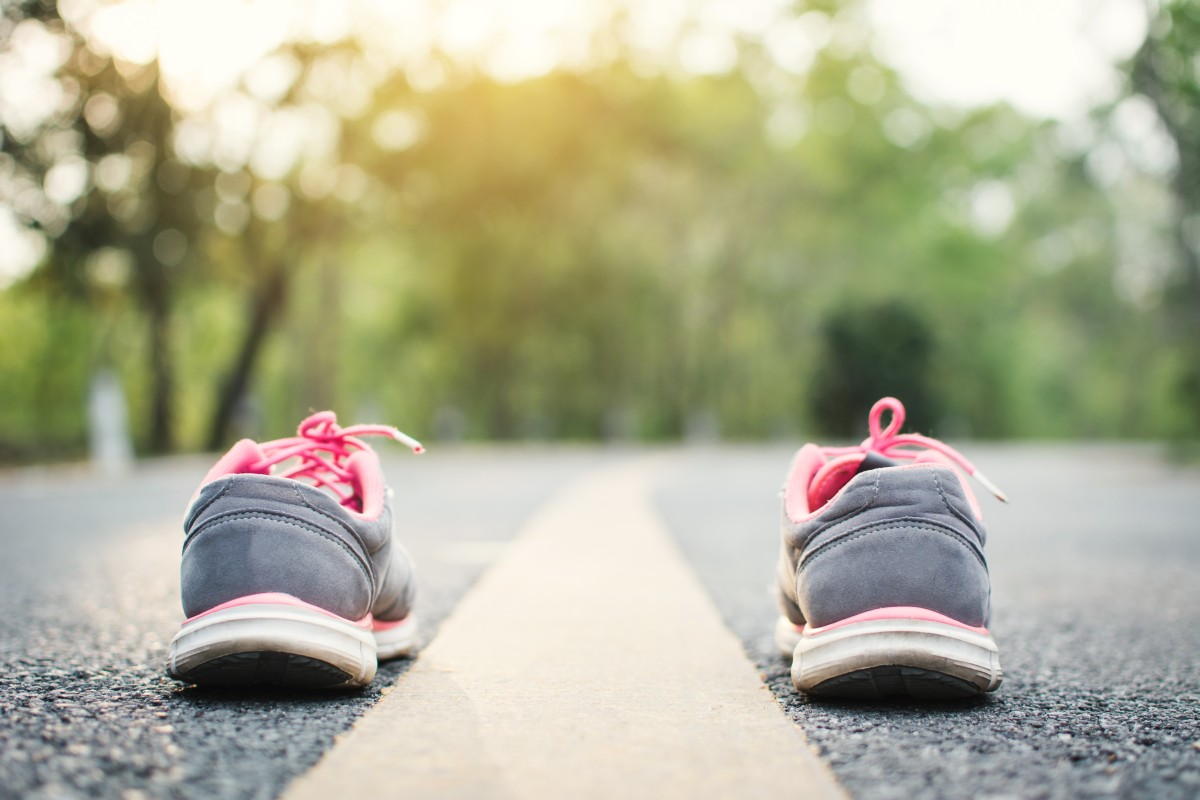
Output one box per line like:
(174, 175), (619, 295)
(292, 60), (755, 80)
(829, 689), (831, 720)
(804, 606), (989, 636)
(185, 592), (373, 629)
(371, 615), (414, 632)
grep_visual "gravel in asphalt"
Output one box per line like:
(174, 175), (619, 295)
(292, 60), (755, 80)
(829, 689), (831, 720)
(0, 448), (610, 799)
(655, 443), (1200, 800)
(2, 444), (1197, 799)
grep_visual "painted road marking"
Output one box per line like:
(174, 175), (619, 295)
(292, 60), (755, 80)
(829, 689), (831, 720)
(285, 457), (845, 799)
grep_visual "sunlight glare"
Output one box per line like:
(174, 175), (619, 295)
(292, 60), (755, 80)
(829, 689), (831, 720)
(867, 0), (1148, 119)
(53, 0), (1152, 119)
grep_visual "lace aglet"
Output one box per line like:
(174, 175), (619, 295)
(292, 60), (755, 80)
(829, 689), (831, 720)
(392, 429), (425, 454)
(973, 469), (1008, 503)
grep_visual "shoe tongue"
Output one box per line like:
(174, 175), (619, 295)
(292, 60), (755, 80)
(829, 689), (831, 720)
(856, 450), (901, 474)
(807, 450), (901, 510)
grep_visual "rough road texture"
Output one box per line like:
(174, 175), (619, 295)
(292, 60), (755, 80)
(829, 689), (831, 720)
(0, 449), (607, 800)
(2, 445), (1197, 799)
(656, 444), (1200, 800)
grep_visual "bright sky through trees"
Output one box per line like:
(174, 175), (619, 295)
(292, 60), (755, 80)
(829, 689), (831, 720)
(63, 0), (1147, 114)
(869, 0), (1147, 118)
(0, 0), (1152, 286)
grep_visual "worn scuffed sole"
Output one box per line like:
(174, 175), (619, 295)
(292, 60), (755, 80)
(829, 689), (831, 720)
(807, 665), (983, 699)
(167, 601), (377, 689)
(786, 616), (1002, 699)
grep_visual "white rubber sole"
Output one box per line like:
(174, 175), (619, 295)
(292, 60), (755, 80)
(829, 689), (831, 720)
(776, 615), (1003, 699)
(373, 615), (420, 660)
(168, 602), (378, 689)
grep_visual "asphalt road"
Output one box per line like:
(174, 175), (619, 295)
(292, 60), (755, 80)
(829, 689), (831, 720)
(1, 444), (1197, 799)
(0, 448), (613, 799)
(657, 443), (1200, 800)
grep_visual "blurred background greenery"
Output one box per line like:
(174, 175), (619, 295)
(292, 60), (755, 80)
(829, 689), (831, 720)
(1, 0), (1197, 461)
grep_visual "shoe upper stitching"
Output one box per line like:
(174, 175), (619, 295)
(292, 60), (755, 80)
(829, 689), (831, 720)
(294, 482), (387, 557)
(931, 468), (980, 534)
(183, 477), (233, 534)
(291, 483), (382, 596)
(798, 517), (987, 572)
(292, 482), (360, 545)
(185, 510), (372, 576)
(184, 478), (372, 555)
(785, 472), (881, 548)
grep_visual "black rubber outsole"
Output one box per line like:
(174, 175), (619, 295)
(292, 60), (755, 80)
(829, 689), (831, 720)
(809, 665), (981, 700)
(177, 651), (354, 689)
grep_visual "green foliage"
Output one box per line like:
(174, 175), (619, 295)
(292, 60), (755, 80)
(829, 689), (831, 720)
(1, 1), (1196, 460)
(811, 302), (938, 437)
(1131, 0), (1200, 436)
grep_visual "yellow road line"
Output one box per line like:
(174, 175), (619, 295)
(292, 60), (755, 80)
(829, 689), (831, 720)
(286, 457), (845, 800)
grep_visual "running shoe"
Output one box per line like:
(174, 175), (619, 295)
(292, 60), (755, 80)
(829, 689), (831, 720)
(167, 412), (423, 688)
(774, 397), (1005, 699)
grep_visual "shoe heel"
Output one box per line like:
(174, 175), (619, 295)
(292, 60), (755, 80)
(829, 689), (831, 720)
(167, 595), (377, 688)
(791, 613), (1002, 699)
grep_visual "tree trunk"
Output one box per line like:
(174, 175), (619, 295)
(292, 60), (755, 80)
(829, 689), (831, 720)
(145, 274), (173, 455)
(207, 266), (288, 451)
(301, 257), (339, 413)
(1133, 25), (1200, 427)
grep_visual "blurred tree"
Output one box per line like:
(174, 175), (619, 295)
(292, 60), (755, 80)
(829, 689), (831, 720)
(1132, 0), (1200, 431)
(810, 301), (939, 436)
(203, 41), (363, 449)
(0, 0), (1193, 460)
(1, 1), (211, 453)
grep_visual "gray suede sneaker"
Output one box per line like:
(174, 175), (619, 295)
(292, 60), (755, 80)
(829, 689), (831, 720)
(167, 412), (423, 689)
(774, 398), (1005, 699)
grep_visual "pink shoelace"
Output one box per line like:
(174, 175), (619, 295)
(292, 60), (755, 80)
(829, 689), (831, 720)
(823, 397), (1008, 502)
(251, 411), (424, 509)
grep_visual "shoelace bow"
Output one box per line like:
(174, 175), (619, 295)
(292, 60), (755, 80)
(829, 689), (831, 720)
(824, 397), (1007, 502)
(251, 411), (424, 509)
